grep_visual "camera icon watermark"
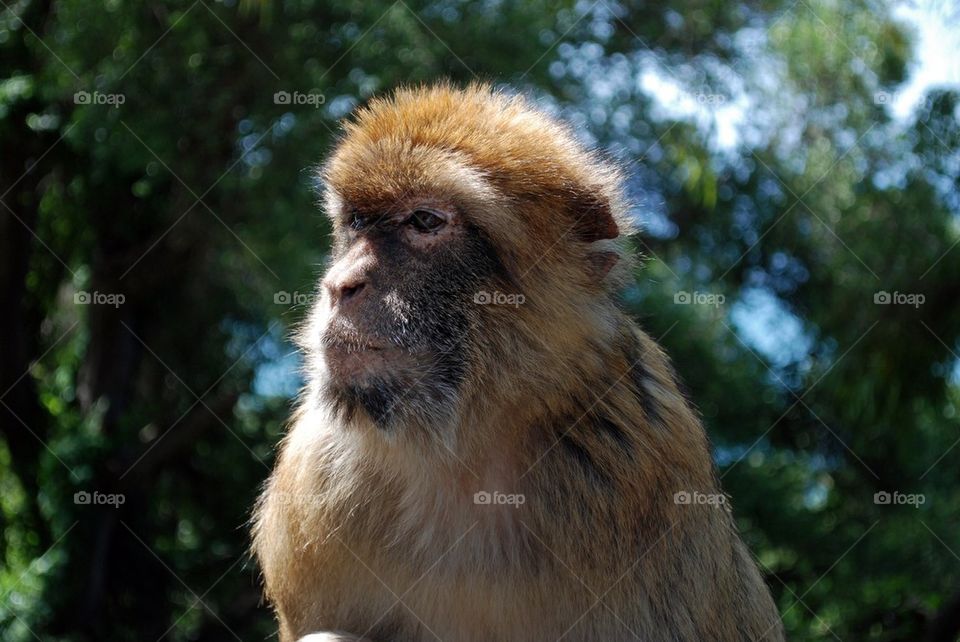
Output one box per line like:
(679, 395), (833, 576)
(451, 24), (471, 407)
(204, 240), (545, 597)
(674, 290), (725, 307)
(673, 490), (727, 506)
(873, 290), (924, 308)
(473, 290), (525, 308)
(272, 491), (324, 508)
(273, 90), (325, 108)
(473, 490), (525, 508)
(273, 290), (315, 306)
(74, 290), (125, 308)
(74, 90), (125, 108)
(873, 91), (903, 106)
(74, 490), (125, 508)
(873, 490), (924, 508)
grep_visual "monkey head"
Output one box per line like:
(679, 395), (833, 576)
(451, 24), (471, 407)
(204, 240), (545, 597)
(304, 84), (629, 439)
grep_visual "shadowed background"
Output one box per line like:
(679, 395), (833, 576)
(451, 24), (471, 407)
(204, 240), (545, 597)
(1, 0), (959, 640)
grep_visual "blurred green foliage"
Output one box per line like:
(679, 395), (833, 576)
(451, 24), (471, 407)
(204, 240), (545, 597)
(1, 0), (958, 640)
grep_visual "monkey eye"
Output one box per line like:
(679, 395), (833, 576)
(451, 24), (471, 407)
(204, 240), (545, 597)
(407, 209), (446, 233)
(348, 211), (365, 231)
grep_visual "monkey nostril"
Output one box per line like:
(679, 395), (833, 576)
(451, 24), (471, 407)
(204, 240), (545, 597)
(340, 281), (365, 301)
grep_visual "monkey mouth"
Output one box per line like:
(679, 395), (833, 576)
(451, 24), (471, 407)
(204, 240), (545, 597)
(321, 333), (414, 381)
(324, 339), (388, 353)
(321, 326), (393, 352)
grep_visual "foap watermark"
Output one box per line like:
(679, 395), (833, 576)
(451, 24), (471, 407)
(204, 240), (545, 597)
(696, 93), (727, 106)
(873, 91), (903, 106)
(874, 290), (924, 308)
(874, 490), (925, 508)
(274, 90), (325, 108)
(874, 91), (935, 111)
(74, 490), (125, 508)
(474, 290), (525, 308)
(674, 290), (725, 307)
(74, 90), (125, 107)
(271, 491), (324, 508)
(74, 290), (125, 308)
(674, 490), (726, 506)
(274, 290), (316, 306)
(474, 490), (525, 508)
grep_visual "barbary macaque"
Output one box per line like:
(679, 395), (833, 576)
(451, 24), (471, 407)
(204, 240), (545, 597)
(253, 83), (784, 641)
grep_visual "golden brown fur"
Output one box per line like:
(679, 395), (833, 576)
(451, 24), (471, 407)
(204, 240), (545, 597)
(253, 83), (784, 641)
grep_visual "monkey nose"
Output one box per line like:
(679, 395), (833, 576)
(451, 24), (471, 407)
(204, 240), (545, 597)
(324, 274), (368, 307)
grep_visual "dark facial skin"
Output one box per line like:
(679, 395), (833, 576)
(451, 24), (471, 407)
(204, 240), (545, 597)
(318, 201), (505, 432)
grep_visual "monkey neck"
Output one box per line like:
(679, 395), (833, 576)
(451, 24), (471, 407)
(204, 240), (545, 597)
(317, 305), (717, 502)
(457, 311), (716, 494)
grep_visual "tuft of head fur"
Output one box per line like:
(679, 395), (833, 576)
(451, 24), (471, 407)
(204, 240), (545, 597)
(322, 82), (633, 279)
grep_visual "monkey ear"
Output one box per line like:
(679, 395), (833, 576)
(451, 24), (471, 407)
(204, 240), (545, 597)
(570, 191), (619, 242)
(588, 250), (620, 280)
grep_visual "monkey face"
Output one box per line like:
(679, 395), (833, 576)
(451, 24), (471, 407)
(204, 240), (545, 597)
(315, 199), (504, 432)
